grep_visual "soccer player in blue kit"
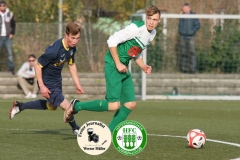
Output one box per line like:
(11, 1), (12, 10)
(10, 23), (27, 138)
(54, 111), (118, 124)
(9, 22), (84, 135)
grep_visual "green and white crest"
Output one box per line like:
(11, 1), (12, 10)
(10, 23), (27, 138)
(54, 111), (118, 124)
(112, 120), (147, 156)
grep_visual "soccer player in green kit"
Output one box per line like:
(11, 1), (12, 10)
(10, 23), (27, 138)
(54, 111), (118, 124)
(64, 6), (161, 132)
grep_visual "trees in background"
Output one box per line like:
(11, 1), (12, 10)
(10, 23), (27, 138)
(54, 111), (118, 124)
(7, 0), (146, 22)
(4, 0), (148, 72)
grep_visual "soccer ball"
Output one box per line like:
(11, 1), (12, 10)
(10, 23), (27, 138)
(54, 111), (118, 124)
(186, 129), (206, 148)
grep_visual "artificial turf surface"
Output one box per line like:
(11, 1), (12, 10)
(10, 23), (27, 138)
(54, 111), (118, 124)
(0, 100), (239, 160)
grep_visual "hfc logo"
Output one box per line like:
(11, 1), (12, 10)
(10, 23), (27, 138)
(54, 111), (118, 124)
(113, 120), (147, 156)
(122, 128), (137, 149)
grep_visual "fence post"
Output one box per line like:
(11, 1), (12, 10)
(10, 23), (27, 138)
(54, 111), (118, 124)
(58, 0), (63, 39)
(141, 48), (147, 101)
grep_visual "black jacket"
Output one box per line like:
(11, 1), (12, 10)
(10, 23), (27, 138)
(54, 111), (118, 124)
(0, 7), (16, 36)
(178, 11), (200, 37)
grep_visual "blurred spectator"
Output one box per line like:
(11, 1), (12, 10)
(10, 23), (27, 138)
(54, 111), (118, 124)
(0, 0), (16, 75)
(178, 3), (200, 74)
(17, 54), (38, 98)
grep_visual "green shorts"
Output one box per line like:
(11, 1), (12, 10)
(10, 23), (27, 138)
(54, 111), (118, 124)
(104, 62), (136, 104)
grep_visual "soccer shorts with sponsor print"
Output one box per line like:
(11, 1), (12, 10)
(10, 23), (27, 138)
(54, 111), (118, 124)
(104, 62), (136, 104)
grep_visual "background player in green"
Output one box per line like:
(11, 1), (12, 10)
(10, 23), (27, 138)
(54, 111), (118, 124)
(9, 22), (84, 135)
(64, 6), (161, 132)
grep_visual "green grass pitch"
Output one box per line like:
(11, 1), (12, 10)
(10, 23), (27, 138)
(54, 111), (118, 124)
(0, 100), (240, 160)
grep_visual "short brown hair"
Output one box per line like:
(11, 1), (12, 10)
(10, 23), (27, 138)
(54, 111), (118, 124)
(183, 3), (190, 7)
(65, 22), (81, 35)
(145, 6), (161, 17)
(28, 54), (36, 59)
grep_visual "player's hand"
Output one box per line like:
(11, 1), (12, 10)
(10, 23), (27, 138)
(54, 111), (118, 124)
(143, 65), (152, 74)
(116, 63), (128, 73)
(9, 34), (13, 39)
(76, 85), (84, 94)
(40, 85), (51, 99)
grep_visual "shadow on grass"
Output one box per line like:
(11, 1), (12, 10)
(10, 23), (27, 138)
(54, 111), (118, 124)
(9, 129), (77, 140)
(185, 145), (206, 149)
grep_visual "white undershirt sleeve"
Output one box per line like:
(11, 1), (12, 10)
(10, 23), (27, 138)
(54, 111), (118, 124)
(107, 23), (139, 47)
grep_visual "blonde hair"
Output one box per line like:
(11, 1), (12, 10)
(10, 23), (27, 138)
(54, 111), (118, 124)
(145, 6), (161, 17)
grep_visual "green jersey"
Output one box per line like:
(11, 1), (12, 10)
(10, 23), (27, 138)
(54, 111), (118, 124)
(104, 21), (157, 66)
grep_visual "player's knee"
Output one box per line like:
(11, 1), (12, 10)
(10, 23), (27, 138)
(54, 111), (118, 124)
(108, 102), (120, 111)
(46, 102), (57, 111)
(124, 101), (136, 110)
(48, 106), (57, 111)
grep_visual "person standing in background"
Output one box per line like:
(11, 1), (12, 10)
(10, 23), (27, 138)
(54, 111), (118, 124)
(178, 3), (200, 74)
(0, 0), (16, 75)
(17, 54), (38, 99)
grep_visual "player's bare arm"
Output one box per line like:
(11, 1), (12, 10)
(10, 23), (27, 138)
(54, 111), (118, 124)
(68, 63), (84, 94)
(135, 58), (152, 74)
(109, 47), (128, 73)
(34, 63), (51, 98)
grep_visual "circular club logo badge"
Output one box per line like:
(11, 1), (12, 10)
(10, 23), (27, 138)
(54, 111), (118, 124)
(112, 120), (147, 156)
(77, 120), (111, 155)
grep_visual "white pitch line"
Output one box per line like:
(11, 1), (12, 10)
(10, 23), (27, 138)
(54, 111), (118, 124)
(148, 134), (240, 148)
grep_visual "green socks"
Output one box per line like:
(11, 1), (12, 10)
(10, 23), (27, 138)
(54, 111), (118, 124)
(74, 100), (132, 132)
(74, 100), (108, 112)
(108, 105), (132, 132)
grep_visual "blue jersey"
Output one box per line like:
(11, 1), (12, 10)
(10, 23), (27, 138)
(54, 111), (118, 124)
(37, 38), (76, 87)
